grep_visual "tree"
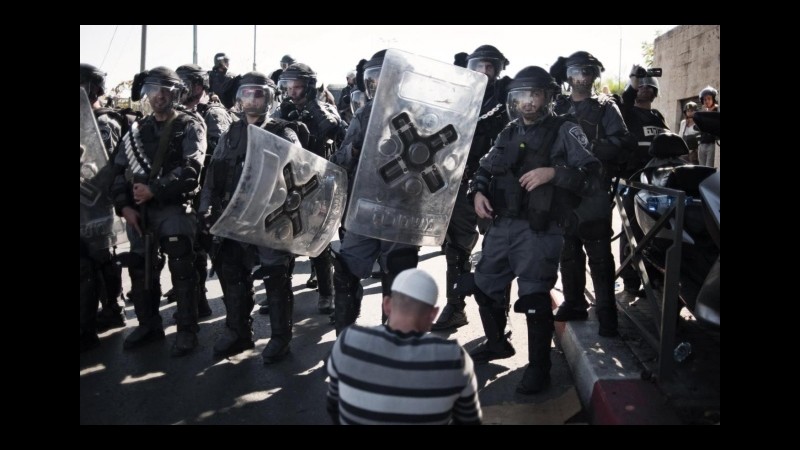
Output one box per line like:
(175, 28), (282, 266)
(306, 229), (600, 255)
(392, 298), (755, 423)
(640, 30), (663, 68)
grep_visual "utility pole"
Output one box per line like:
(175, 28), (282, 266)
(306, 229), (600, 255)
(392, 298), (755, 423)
(140, 25), (147, 71)
(253, 25), (257, 71)
(193, 25), (198, 65)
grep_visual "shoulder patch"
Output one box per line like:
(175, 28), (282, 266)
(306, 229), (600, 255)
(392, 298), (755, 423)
(568, 125), (590, 149)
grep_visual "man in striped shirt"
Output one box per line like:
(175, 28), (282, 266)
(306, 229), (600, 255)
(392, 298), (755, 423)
(326, 269), (482, 425)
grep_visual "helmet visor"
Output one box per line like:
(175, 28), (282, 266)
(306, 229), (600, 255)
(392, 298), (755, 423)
(350, 89), (366, 115)
(236, 84), (273, 116)
(364, 66), (382, 100)
(506, 88), (550, 122)
(467, 59), (497, 78)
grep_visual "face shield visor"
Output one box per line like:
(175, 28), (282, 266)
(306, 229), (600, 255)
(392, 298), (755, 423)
(140, 82), (182, 111)
(350, 89), (366, 115)
(506, 88), (552, 123)
(467, 58), (498, 81)
(236, 84), (274, 116)
(566, 65), (599, 92)
(363, 66), (382, 100)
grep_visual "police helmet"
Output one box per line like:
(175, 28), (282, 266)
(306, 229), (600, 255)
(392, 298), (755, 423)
(236, 71), (276, 116)
(177, 64), (210, 91)
(466, 45), (509, 74)
(639, 76), (660, 96)
(214, 52), (229, 65)
(683, 101), (698, 113)
(135, 66), (186, 105)
(699, 86), (718, 103)
(80, 63), (106, 99)
(506, 66), (559, 122)
(363, 50), (386, 100)
(281, 54), (296, 65)
(279, 63), (317, 100)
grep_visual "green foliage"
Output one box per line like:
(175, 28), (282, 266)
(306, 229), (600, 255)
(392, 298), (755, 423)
(641, 29), (663, 68)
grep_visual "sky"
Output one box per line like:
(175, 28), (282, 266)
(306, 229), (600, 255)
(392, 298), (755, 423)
(80, 25), (676, 94)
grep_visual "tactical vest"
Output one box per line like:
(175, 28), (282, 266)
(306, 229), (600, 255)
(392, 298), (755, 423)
(137, 111), (200, 179)
(213, 118), (305, 211)
(490, 115), (578, 231)
(285, 99), (340, 158)
(624, 107), (668, 176)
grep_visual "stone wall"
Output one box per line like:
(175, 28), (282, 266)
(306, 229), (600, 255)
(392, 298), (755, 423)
(652, 25), (720, 167)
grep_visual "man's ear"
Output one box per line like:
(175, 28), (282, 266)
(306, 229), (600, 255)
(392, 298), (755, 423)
(383, 295), (392, 319)
(429, 306), (440, 324)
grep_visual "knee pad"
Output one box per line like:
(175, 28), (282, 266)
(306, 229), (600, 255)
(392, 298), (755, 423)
(578, 219), (613, 241)
(113, 251), (145, 269)
(386, 247), (419, 274)
(514, 293), (552, 318)
(161, 235), (193, 258)
(262, 264), (291, 290)
(474, 287), (499, 308)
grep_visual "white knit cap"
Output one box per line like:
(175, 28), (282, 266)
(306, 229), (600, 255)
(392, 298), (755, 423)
(391, 269), (439, 307)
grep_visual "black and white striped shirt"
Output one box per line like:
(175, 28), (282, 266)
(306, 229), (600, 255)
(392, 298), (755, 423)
(326, 325), (481, 425)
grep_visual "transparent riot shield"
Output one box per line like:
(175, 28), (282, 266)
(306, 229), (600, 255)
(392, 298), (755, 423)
(344, 49), (486, 246)
(80, 87), (128, 251)
(210, 124), (347, 257)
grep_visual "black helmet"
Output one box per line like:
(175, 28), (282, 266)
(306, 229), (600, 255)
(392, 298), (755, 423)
(280, 54), (296, 65)
(550, 51), (604, 87)
(279, 63), (318, 98)
(236, 71), (276, 116)
(507, 66), (559, 93)
(639, 76), (660, 96)
(363, 50), (386, 100)
(176, 64), (210, 91)
(132, 66), (185, 103)
(466, 45), (509, 72)
(80, 63), (106, 99)
(507, 67), (559, 122)
(699, 86), (718, 103)
(683, 101), (698, 113)
(214, 52), (229, 64)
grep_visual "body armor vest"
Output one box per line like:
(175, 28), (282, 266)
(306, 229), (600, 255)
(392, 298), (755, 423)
(490, 116), (577, 230)
(137, 111), (198, 179)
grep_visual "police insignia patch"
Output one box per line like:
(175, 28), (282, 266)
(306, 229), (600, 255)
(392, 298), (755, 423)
(568, 126), (589, 149)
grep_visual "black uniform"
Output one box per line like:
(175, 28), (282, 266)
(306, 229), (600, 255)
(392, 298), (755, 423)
(199, 118), (301, 359)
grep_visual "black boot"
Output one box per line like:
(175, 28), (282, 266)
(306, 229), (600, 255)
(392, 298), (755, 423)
(470, 289), (515, 363)
(584, 239), (619, 337)
(170, 253), (199, 357)
(123, 267), (165, 350)
(383, 248), (419, 324)
(262, 265), (293, 364)
(517, 295), (554, 395)
(333, 256), (363, 335)
(312, 247), (334, 314)
(214, 276), (255, 357)
(96, 254), (126, 331)
(432, 245), (471, 331)
(555, 235), (589, 322)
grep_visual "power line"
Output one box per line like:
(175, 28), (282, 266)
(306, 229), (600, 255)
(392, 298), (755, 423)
(99, 25), (119, 69)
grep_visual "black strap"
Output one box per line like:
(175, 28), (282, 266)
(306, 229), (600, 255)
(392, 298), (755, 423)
(148, 114), (177, 182)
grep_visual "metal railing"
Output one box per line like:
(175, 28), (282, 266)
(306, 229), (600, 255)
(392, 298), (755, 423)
(615, 179), (685, 381)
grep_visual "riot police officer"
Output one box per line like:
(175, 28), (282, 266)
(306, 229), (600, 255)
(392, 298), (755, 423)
(468, 67), (600, 394)
(433, 44), (511, 331)
(208, 53), (238, 108)
(550, 51), (634, 337)
(330, 50), (420, 334)
(275, 63), (346, 314)
(176, 63), (236, 318)
(80, 63), (125, 351)
(199, 72), (305, 361)
(111, 66), (206, 356)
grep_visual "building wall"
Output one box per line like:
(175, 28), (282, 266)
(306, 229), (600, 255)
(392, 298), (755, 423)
(652, 25), (720, 166)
